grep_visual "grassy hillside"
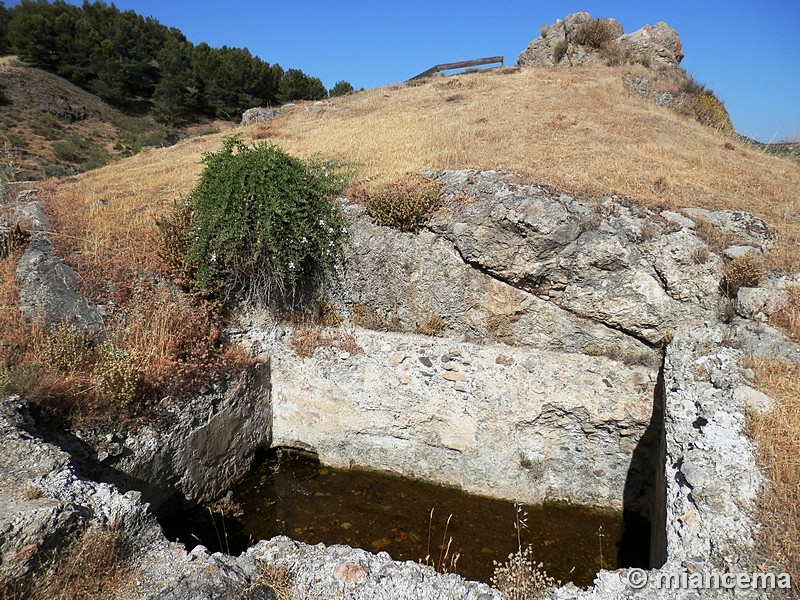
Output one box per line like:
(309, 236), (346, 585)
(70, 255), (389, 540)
(2, 63), (800, 591)
(0, 56), (231, 181)
(44, 64), (800, 277)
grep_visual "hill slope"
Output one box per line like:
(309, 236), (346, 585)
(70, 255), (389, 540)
(0, 56), (230, 181)
(43, 64), (800, 280)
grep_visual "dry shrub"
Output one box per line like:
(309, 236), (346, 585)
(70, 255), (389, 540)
(0, 223), (29, 259)
(256, 562), (295, 600)
(351, 304), (402, 332)
(692, 217), (740, 253)
(92, 342), (139, 408)
(289, 327), (361, 358)
(572, 18), (619, 49)
(281, 297), (342, 328)
(724, 254), (765, 296)
(552, 40), (568, 64)
(110, 284), (240, 400)
(352, 175), (441, 232)
(491, 545), (557, 600)
(156, 200), (194, 290)
(414, 313), (445, 336)
(41, 322), (94, 372)
(692, 245), (710, 264)
(599, 42), (638, 67)
(745, 358), (800, 595)
(768, 286), (800, 342)
(687, 93), (733, 133)
(28, 524), (131, 600)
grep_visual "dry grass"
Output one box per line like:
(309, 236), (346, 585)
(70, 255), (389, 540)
(255, 563), (295, 600)
(31, 65), (800, 278)
(26, 524), (131, 600)
(745, 358), (800, 596)
(289, 327), (361, 358)
(769, 286), (800, 341)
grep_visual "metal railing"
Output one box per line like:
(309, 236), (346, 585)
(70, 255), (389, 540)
(407, 56), (504, 81)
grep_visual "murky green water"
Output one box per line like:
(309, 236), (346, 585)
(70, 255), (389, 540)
(225, 448), (631, 588)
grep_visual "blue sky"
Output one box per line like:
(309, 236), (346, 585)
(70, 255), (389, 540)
(8, 1), (799, 142)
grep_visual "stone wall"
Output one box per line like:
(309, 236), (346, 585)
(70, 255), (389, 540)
(240, 324), (657, 515)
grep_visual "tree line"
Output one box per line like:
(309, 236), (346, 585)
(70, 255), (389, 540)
(0, 0), (355, 124)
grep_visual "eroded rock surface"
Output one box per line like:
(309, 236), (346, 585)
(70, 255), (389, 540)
(238, 325), (656, 514)
(518, 12), (683, 68)
(86, 361), (272, 509)
(427, 170), (723, 344)
(3, 189), (103, 332)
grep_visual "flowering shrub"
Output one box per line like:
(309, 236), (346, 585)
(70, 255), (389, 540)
(174, 136), (348, 307)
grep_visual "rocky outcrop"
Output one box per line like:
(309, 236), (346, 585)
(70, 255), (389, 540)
(342, 199), (658, 364)
(550, 325), (776, 599)
(617, 22), (684, 68)
(427, 170), (723, 345)
(518, 12), (683, 68)
(241, 107), (279, 125)
(3, 189), (103, 332)
(82, 361), (272, 510)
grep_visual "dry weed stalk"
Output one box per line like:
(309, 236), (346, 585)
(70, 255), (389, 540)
(491, 503), (556, 600)
(422, 508), (461, 575)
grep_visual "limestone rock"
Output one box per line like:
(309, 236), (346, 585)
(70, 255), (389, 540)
(96, 361), (272, 509)
(340, 194), (656, 362)
(518, 12), (682, 69)
(428, 170), (715, 344)
(8, 191), (103, 333)
(241, 107), (279, 125)
(682, 207), (775, 252)
(617, 21), (684, 67)
(736, 287), (790, 322)
(16, 233), (103, 332)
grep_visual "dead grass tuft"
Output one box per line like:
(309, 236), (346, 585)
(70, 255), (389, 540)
(745, 358), (800, 596)
(350, 174), (441, 232)
(28, 524), (132, 600)
(255, 562), (295, 600)
(724, 254), (765, 296)
(768, 286), (800, 342)
(289, 327), (362, 358)
(413, 313), (446, 336)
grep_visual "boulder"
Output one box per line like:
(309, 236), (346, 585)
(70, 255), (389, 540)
(16, 234), (103, 333)
(427, 170), (719, 344)
(617, 21), (684, 67)
(92, 361), (272, 509)
(241, 107), (278, 125)
(518, 12), (683, 69)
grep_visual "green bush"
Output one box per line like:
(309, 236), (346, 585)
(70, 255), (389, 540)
(30, 113), (62, 139)
(178, 136), (349, 306)
(329, 80), (355, 97)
